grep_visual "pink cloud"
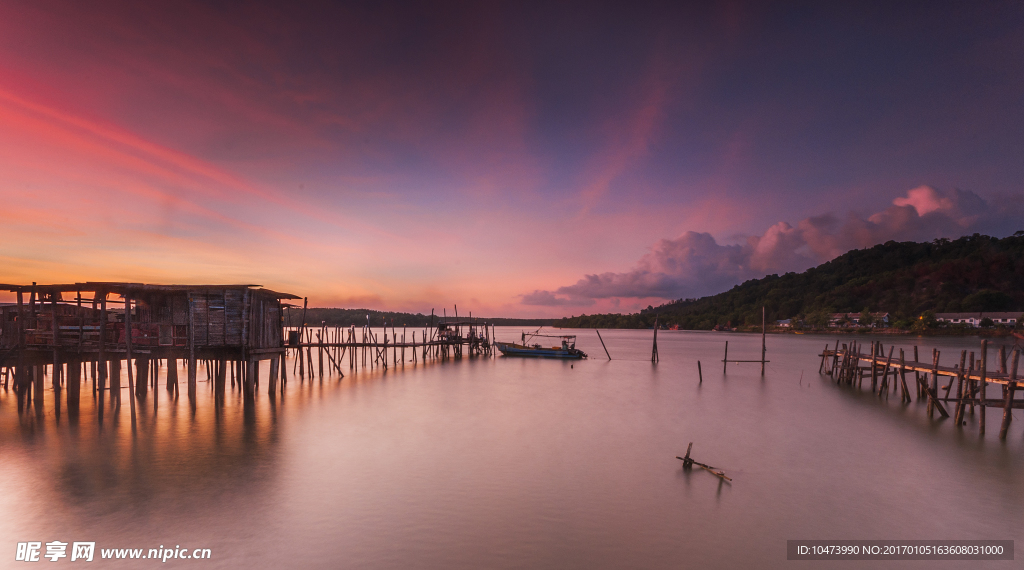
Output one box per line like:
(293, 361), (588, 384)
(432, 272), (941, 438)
(523, 186), (1024, 306)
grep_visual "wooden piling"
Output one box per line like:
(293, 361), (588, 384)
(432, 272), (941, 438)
(830, 339), (840, 378)
(268, 356), (279, 394)
(214, 359), (226, 402)
(651, 318), (659, 363)
(724, 341), (730, 374)
(187, 293), (197, 404)
(167, 358), (178, 392)
(871, 342), (878, 392)
(67, 357), (80, 417)
(760, 306), (766, 376)
(998, 349), (1019, 439)
(596, 330), (612, 360)
(979, 339), (988, 434)
(135, 357), (148, 398)
(124, 295), (137, 426)
(917, 343), (925, 397)
(109, 358), (121, 405)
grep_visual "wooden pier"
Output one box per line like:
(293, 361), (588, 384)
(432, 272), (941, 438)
(285, 316), (495, 377)
(0, 282), (498, 426)
(821, 339), (1022, 439)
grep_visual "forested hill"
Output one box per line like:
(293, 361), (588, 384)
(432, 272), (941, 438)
(554, 232), (1024, 330)
(284, 307), (553, 328)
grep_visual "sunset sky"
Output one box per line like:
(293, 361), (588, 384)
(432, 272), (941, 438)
(2, 2), (1023, 317)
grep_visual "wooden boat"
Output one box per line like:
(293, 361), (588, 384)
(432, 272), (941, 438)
(495, 332), (587, 359)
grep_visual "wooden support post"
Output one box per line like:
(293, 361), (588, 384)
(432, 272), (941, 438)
(878, 346), (894, 397)
(97, 293), (107, 396)
(836, 344), (847, 383)
(215, 359), (226, 402)
(913, 345), (921, 399)
(268, 356), (279, 394)
(858, 352), (865, 388)
(124, 295), (137, 426)
(33, 365), (44, 414)
(651, 318), (659, 363)
(167, 358), (178, 392)
(67, 357), (81, 417)
(697, 360), (702, 383)
(850, 341), (858, 386)
(899, 350), (910, 404)
(830, 339), (840, 378)
(979, 339), (988, 434)
(760, 306), (766, 376)
(318, 330), (324, 379)
(968, 352), (976, 416)
(188, 293), (197, 404)
(51, 293), (61, 392)
(280, 349), (287, 388)
(109, 357), (121, 405)
(953, 350), (967, 423)
(871, 341), (878, 392)
(596, 330), (612, 360)
(135, 357), (148, 398)
(244, 358), (257, 403)
(999, 345), (1007, 375)
(950, 345), (966, 421)
(15, 289), (28, 411)
(915, 350), (949, 418)
(998, 349), (1019, 439)
(724, 341), (730, 373)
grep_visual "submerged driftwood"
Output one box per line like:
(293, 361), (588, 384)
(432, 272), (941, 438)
(676, 442), (732, 482)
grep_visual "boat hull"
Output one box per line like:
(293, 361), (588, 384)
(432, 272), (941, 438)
(495, 342), (587, 359)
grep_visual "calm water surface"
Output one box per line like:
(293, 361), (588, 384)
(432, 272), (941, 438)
(1, 329), (1022, 568)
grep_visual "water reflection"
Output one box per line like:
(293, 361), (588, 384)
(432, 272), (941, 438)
(1, 329), (1022, 569)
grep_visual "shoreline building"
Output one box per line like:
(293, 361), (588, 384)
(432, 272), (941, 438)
(828, 312), (890, 328)
(0, 282), (299, 411)
(933, 312), (1020, 327)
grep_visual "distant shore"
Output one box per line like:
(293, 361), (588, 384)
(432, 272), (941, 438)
(554, 325), (1021, 337)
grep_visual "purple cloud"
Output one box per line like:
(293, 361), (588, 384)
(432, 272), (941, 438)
(523, 186), (1024, 306)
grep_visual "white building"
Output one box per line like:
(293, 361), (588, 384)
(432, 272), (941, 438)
(934, 312), (1019, 327)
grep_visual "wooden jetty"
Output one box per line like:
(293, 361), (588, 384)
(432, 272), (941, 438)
(0, 282), (498, 425)
(285, 314), (495, 378)
(820, 339), (1022, 439)
(0, 282), (299, 423)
